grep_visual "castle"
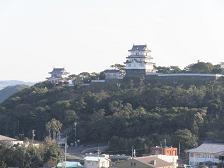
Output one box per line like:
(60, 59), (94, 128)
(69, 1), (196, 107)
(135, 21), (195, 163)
(125, 44), (155, 77)
(47, 44), (224, 84)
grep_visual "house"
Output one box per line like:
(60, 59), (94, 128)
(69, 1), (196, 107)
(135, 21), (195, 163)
(47, 68), (69, 84)
(84, 154), (110, 168)
(0, 135), (23, 146)
(186, 143), (224, 167)
(150, 146), (178, 167)
(124, 44), (155, 77)
(113, 156), (175, 168)
(57, 161), (83, 168)
(104, 69), (123, 80)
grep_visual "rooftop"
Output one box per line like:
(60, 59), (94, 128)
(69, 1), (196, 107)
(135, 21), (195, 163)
(128, 44), (149, 51)
(57, 161), (83, 168)
(104, 69), (121, 73)
(0, 135), (17, 141)
(134, 156), (173, 168)
(186, 143), (224, 154)
(49, 68), (68, 74)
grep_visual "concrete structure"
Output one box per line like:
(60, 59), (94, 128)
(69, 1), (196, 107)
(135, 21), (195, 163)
(0, 135), (23, 146)
(113, 156), (175, 168)
(125, 44), (155, 77)
(150, 146), (178, 167)
(47, 68), (69, 84)
(57, 161), (83, 168)
(156, 73), (223, 79)
(151, 146), (178, 156)
(104, 69), (123, 80)
(84, 154), (110, 168)
(186, 143), (224, 167)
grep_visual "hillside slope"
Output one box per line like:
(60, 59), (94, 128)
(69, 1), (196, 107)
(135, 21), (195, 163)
(0, 78), (224, 153)
(0, 80), (34, 90)
(0, 85), (30, 103)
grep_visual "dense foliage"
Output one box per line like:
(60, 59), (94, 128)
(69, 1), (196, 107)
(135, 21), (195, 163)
(0, 140), (62, 168)
(0, 84), (29, 103)
(0, 62), (224, 155)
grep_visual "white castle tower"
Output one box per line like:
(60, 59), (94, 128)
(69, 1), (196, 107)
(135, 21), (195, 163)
(124, 44), (154, 77)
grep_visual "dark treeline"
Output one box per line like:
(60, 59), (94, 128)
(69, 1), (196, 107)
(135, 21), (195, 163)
(0, 61), (224, 155)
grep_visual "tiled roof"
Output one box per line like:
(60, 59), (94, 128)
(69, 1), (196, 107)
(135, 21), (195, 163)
(134, 156), (173, 168)
(0, 135), (17, 141)
(186, 143), (224, 154)
(104, 69), (121, 73)
(129, 45), (148, 51)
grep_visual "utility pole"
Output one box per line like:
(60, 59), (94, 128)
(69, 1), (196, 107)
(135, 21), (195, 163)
(164, 139), (167, 147)
(62, 136), (67, 168)
(74, 122), (77, 147)
(32, 130), (35, 143)
(178, 142), (181, 156)
(131, 146), (136, 158)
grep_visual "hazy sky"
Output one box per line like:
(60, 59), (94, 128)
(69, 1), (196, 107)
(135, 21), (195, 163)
(0, 0), (224, 82)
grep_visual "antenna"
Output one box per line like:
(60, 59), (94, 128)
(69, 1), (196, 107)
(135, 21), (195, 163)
(131, 146), (133, 158)
(178, 142), (181, 156)
(97, 145), (100, 157)
(164, 139), (167, 147)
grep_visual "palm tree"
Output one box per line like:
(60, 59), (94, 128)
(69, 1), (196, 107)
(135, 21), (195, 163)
(46, 118), (62, 140)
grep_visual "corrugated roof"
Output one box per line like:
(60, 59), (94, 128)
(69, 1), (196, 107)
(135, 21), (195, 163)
(186, 143), (224, 154)
(0, 135), (17, 141)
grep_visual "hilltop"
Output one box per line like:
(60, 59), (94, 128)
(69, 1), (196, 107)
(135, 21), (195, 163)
(0, 80), (34, 90)
(0, 69), (224, 154)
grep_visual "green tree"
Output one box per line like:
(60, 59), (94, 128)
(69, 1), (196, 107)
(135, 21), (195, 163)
(184, 61), (214, 73)
(46, 119), (62, 140)
(172, 129), (197, 150)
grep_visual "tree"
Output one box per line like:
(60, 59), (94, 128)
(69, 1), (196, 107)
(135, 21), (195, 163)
(46, 119), (62, 140)
(184, 61), (214, 73)
(110, 64), (125, 71)
(172, 129), (197, 150)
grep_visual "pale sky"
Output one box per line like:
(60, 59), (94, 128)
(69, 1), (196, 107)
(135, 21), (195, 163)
(0, 0), (224, 82)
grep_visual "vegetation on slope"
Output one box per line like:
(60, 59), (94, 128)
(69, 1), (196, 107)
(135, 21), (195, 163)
(0, 61), (224, 155)
(0, 84), (29, 103)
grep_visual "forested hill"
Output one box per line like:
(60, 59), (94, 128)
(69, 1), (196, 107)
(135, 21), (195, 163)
(0, 85), (29, 103)
(1, 76), (224, 154)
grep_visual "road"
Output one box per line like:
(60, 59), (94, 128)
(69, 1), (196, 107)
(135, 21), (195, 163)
(66, 145), (108, 161)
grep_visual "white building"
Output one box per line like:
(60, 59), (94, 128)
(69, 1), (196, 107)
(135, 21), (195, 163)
(84, 154), (110, 168)
(0, 135), (23, 146)
(187, 143), (224, 167)
(124, 44), (155, 77)
(104, 69), (123, 80)
(47, 68), (69, 84)
(154, 155), (178, 168)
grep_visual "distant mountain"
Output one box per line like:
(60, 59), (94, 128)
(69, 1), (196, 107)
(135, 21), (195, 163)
(0, 80), (34, 90)
(0, 84), (30, 103)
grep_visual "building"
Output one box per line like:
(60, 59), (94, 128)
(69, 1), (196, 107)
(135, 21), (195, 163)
(186, 143), (224, 167)
(47, 68), (69, 84)
(151, 146), (178, 156)
(125, 44), (155, 77)
(57, 161), (83, 168)
(150, 146), (178, 167)
(0, 135), (23, 146)
(104, 69), (123, 80)
(113, 156), (175, 168)
(84, 154), (110, 168)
